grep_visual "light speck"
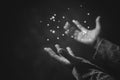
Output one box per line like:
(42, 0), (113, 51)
(54, 14), (56, 16)
(52, 30), (55, 34)
(53, 19), (55, 22)
(47, 24), (50, 26)
(40, 20), (42, 23)
(84, 20), (87, 23)
(87, 26), (90, 29)
(47, 38), (49, 41)
(80, 5), (83, 7)
(87, 13), (90, 15)
(50, 29), (52, 32)
(62, 16), (65, 19)
(67, 8), (70, 10)
(57, 26), (59, 28)
(58, 20), (60, 22)
(57, 37), (59, 39)
(62, 34), (65, 36)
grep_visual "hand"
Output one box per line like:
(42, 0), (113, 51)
(44, 44), (103, 80)
(44, 44), (92, 66)
(64, 16), (101, 44)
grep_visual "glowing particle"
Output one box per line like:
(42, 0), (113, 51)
(67, 8), (70, 10)
(84, 20), (87, 23)
(50, 16), (55, 20)
(57, 37), (59, 39)
(40, 20), (42, 23)
(54, 14), (56, 16)
(57, 26), (59, 28)
(62, 34), (65, 36)
(58, 20), (61, 22)
(52, 30), (55, 34)
(53, 19), (55, 22)
(62, 16), (65, 19)
(87, 13), (90, 15)
(71, 35), (74, 38)
(80, 5), (83, 7)
(87, 26), (90, 29)
(47, 38), (49, 41)
(50, 29), (52, 32)
(47, 24), (50, 26)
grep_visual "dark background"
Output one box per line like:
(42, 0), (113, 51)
(4, 0), (120, 80)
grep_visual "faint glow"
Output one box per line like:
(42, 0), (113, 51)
(58, 20), (61, 22)
(67, 8), (70, 10)
(52, 30), (55, 34)
(57, 37), (59, 39)
(71, 35), (74, 38)
(50, 29), (52, 32)
(62, 34), (65, 36)
(47, 38), (49, 41)
(62, 16), (65, 19)
(53, 14), (56, 16)
(87, 13), (90, 15)
(40, 20), (42, 23)
(84, 20), (87, 23)
(57, 26), (59, 28)
(80, 5), (83, 7)
(53, 19), (55, 22)
(47, 24), (50, 26)
(87, 26), (90, 29)
(50, 16), (55, 20)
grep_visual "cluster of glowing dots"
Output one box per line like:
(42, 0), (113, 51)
(39, 5), (91, 42)
(46, 13), (67, 41)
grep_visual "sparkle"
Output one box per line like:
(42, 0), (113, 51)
(62, 16), (65, 19)
(57, 26), (59, 28)
(58, 20), (61, 22)
(62, 34), (65, 36)
(87, 13), (90, 15)
(50, 29), (52, 32)
(47, 38), (49, 41)
(87, 26), (90, 29)
(67, 8), (70, 10)
(71, 36), (74, 38)
(47, 24), (50, 26)
(40, 20), (42, 23)
(84, 20), (87, 23)
(53, 19), (55, 22)
(52, 30), (55, 34)
(53, 14), (56, 16)
(57, 37), (59, 39)
(50, 16), (55, 20)
(80, 5), (83, 7)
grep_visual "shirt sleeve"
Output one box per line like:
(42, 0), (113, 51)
(93, 38), (120, 63)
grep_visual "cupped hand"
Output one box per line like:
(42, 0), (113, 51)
(64, 16), (101, 44)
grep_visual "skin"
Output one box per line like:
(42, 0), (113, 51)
(44, 16), (103, 80)
(64, 16), (101, 44)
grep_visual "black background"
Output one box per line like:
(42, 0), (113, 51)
(4, 0), (120, 80)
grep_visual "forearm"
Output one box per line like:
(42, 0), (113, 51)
(93, 37), (120, 63)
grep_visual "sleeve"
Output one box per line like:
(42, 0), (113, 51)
(93, 38), (120, 63)
(72, 63), (115, 80)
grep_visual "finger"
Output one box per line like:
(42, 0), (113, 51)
(59, 49), (80, 64)
(64, 21), (70, 30)
(55, 44), (62, 53)
(95, 16), (101, 31)
(66, 47), (75, 56)
(44, 47), (70, 64)
(72, 20), (87, 32)
(44, 47), (58, 57)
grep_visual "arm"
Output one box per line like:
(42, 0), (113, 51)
(93, 38), (120, 63)
(44, 44), (115, 80)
